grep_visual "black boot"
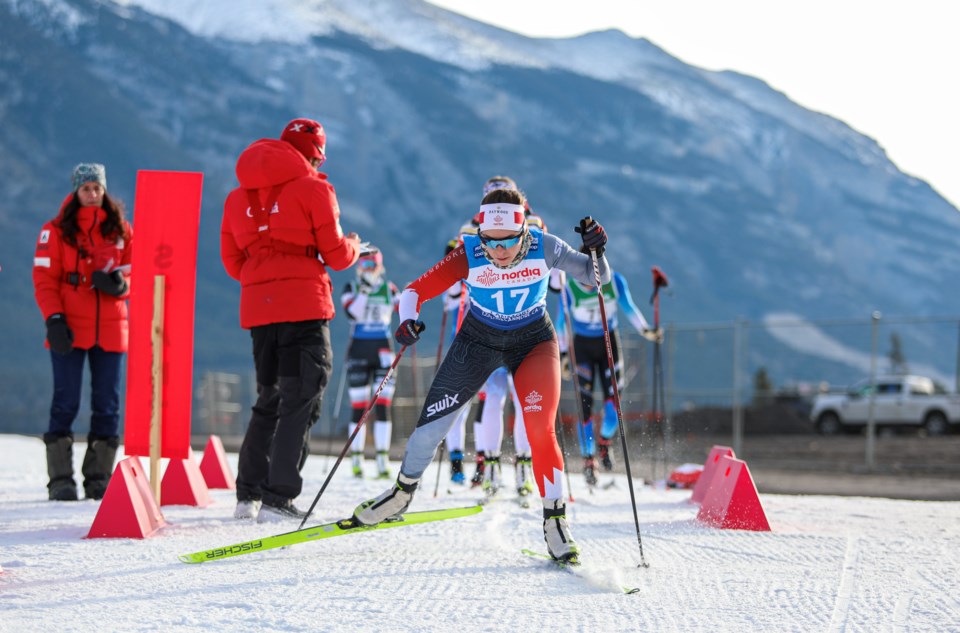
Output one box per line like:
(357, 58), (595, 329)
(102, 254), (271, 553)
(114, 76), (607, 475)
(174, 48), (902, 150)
(470, 450), (485, 488)
(449, 450), (465, 484)
(81, 434), (119, 500)
(44, 433), (78, 501)
(583, 456), (598, 487)
(598, 437), (615, 472)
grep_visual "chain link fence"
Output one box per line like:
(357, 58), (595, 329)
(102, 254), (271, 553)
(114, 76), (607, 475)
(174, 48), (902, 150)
(192, 313), (960, 479)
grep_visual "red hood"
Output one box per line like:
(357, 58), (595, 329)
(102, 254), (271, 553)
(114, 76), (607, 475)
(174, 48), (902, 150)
(235, 138), (315, 189)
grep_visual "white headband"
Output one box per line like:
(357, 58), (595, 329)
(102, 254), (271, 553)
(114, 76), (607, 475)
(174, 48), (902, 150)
(478, 203), (525, 233)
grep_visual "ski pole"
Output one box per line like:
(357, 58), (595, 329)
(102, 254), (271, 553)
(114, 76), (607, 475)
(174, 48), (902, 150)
(410, 341), (420, 404)
(435, 305), (448, 373)
(560, 275), (588, 428)
(555, 409), (575, 503)
(434, 286), (466, 497)
(431, 443), (447, 497)
(560, 273), (590, 492)
(298, 345), (410, 530)
(649, 267), (670, 486)
(589, 248), (648, 568)
(429, 307), (450, 497)
(323, 337), (352, 473)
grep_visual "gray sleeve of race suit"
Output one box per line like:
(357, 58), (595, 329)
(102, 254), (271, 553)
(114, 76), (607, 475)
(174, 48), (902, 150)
(542, 233), (611, 286)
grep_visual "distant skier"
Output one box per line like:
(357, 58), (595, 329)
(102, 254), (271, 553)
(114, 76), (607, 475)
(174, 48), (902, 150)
(351, 187), (610, 563)
(556, 270), (662, 485)
(340, 249), (400, 479)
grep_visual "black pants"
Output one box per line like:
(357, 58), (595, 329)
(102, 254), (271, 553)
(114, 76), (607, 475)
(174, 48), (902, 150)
(573, 331), (622, 421)
(346, 337), (395, 423)
(237, 320), (332, 506)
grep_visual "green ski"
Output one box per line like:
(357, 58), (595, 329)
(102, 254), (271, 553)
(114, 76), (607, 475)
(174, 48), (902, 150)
(178, 505), (483, 564)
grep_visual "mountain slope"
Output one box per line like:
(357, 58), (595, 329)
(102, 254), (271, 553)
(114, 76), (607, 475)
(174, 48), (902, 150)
(1, 0), (958, 427)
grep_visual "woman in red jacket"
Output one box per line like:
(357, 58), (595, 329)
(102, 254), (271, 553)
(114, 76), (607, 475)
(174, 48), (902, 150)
(32, 163), (133, 501)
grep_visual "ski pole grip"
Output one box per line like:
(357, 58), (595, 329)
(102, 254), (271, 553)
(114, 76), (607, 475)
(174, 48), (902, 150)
(652, 266), (669, 289)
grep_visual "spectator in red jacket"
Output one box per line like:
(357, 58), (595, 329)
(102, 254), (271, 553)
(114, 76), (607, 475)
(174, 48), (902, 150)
(221, 118), (362, 522)
(32, 163), (132, 501)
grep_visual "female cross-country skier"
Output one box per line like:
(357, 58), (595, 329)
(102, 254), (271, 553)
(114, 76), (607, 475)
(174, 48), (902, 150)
(340, 249), (400, 479)
(351, 187), (609, 563)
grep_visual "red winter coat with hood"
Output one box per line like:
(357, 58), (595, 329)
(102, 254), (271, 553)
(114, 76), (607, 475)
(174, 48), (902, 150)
(32, 199), (133, 352)
(221, 138), (359, 328)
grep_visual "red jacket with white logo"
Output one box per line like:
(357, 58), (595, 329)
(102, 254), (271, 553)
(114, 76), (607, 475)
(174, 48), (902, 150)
(221, 138), (359, 328)
(32, 202), (133, 352)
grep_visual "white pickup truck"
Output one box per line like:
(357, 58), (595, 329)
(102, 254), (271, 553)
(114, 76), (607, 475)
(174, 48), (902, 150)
(810, 375), (960, 436)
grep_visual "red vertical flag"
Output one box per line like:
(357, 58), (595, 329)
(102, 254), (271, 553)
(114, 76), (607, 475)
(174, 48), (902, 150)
(124, 171), (203, 459)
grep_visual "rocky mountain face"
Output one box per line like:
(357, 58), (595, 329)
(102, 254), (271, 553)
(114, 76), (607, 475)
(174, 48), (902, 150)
(2, 0), (958, 427)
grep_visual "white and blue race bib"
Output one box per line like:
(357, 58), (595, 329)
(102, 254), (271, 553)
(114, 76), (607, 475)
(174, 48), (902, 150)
(351, 281), (394, 339)
(462, 228), (550, 330)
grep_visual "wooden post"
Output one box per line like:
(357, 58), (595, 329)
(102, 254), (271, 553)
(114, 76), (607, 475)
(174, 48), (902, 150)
(150, 275), (165, 503)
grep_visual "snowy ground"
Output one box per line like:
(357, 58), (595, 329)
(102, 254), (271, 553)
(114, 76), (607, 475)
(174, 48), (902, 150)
(1, 434), (959, 633)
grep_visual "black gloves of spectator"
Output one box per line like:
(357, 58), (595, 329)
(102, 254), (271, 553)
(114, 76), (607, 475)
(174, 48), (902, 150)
(575, 216), (607, 258)
(46, 313), (74, 355)
(91, 270), (128, 297)
(395, 319), (426, 346)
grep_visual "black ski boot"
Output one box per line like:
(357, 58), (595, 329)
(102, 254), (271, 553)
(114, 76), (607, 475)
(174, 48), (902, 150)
(257, 499), (308, 523)
(470, 450), (486, 488)
(450, 450), (465, 484)
(598, 437), (615, 472)
(44, 433), (78, 501)
(583, 456), (598, 487)
(81, 434), (119, 500)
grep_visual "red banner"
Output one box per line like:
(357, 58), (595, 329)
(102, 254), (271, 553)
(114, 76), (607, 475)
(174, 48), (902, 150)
(124, 171), (203, 459)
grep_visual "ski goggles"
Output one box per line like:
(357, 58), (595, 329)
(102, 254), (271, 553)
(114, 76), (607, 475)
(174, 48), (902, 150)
(479, 232), (524, 249)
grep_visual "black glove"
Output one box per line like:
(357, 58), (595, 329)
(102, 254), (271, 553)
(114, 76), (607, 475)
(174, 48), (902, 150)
(91, 270), (128, 297)
(46, 313), (74, 355)
(574, 216), (606, 258)
(395, 319), (425, 346)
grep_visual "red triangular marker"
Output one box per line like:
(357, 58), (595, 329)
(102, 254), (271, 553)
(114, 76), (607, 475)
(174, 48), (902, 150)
(161, 449), (212, 507)
(690, 445), (735, 504)
(696, 456), (770, 531)
(87, 457), (167, 539)
(199, 435), (235, 490)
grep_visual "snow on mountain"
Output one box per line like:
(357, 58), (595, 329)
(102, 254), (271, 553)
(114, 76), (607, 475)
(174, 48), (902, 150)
(112, 0), (545, 68)
(32, 0), (897, 184)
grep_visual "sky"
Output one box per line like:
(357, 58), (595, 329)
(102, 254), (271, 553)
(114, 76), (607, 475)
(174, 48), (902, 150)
(2, 434), (959, 630)
(426, 0), (960, 209)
